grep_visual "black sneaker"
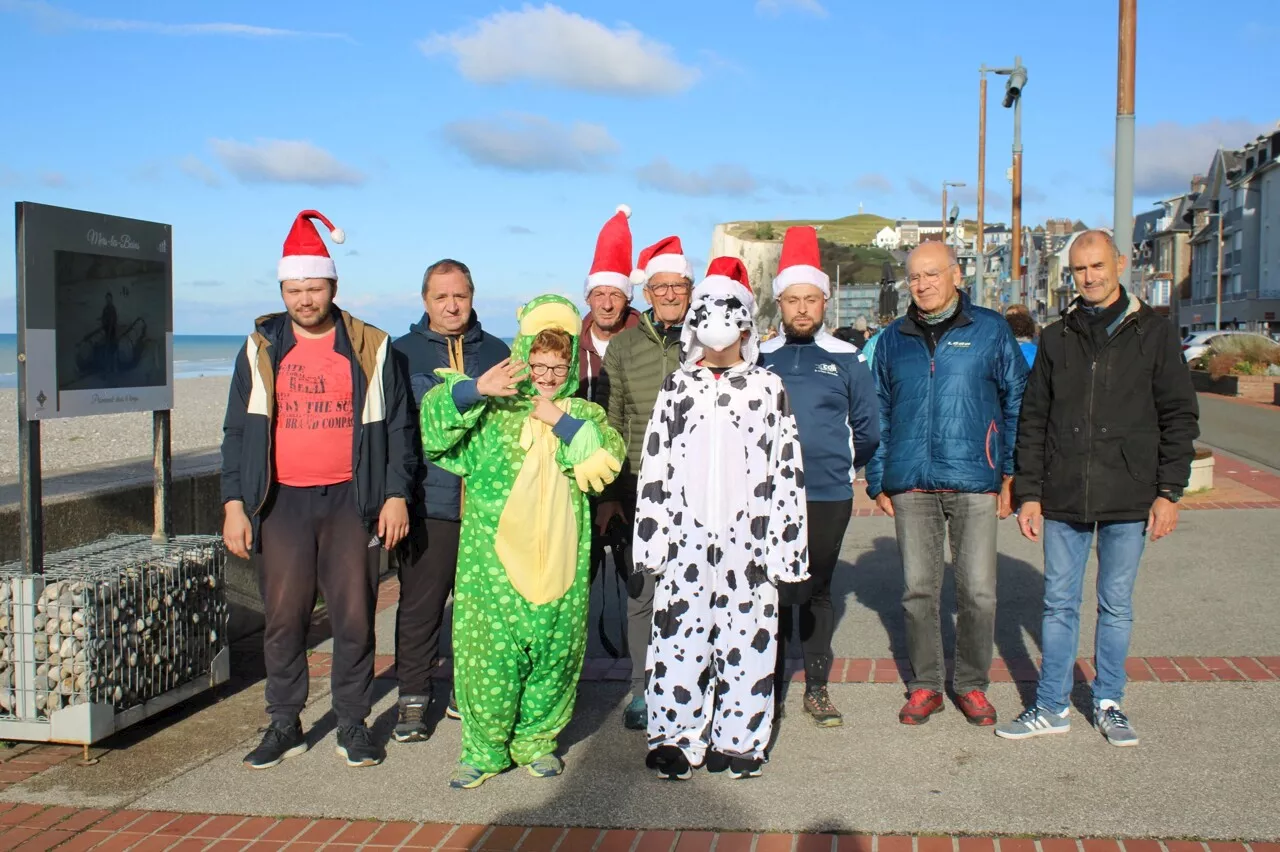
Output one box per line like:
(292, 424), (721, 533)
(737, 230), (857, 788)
(645, 745), (691, 781)
(243, 718), (307, 769)
(727, 756), (763, 779)
(394, 695), (429, 743)
(335, 723), (384, 767)
(445, 690), (461, 720)
(704, 751), (730, 774)
(803, 685), (843, 727)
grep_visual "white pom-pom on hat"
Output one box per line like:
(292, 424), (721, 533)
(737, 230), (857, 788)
(616, 204), (632, 219)
(630, 267), (648, 285)
(330, 227), (346, 245)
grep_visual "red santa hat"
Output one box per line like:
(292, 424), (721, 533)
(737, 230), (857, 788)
(772, 225), (830, 298)
(278, 209), (345, 282)
(696, 256), (756, 312)
(632, 235), (693, 286)
(584, 205), (634, 300)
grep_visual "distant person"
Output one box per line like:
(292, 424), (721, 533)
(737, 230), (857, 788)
(390, 259), (510, 744)
(865, 241), (1028, 728)
(761, 227), (879, 727)
(831, 327), (856, 344)
(595, 223), (695, 730)
(848, 316), (868, 348)
(222, 210), (415, 770)
(861, 327), (881, 366)
(1005, 309), (1039, 367)
(998, 230), (1199, 747)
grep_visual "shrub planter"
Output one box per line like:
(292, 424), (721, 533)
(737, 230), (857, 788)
(1234, 375), (1279, 403)
(1190, 370), (1238, 396)
(1188, 446), (1215, 493)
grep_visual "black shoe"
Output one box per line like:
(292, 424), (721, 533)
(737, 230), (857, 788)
(394, 695), (430, 743)
(704, 751), (730, 774)
(243, 718), (307, 769)
(445, 690), (461, 720)
(335, 723), (384, 767)
(727, 756), (763, 779)
(645, 745), (691, 781)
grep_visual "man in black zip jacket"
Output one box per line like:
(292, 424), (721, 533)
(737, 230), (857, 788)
(222, 210), (416, 770)
(998, 230), (1198, 748)
(389, 259), (510, 743)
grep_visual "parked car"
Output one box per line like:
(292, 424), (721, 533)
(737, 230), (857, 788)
(1181, 330), (1278, 364)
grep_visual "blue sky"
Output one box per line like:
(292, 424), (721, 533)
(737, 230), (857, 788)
(1, 0), (1276, 337)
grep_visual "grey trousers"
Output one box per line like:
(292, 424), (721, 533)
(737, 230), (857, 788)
(890, 491), (998, 695)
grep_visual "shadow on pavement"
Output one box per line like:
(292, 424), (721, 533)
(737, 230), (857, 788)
(844, 535), (1046, 707)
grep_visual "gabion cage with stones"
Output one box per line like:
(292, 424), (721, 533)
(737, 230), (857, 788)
(0, 534), (228, 722)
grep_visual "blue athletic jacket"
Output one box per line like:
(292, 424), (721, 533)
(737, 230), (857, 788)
(761, 328), (881, 502)
(864, 294), (1028, 498)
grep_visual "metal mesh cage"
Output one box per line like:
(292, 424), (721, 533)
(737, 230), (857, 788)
(0, 534), (228, 722)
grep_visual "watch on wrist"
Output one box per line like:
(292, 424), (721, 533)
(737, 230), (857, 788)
(1157, 487), (1182, 504)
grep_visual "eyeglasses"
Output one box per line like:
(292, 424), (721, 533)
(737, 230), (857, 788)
(907, 264), (957, 287)
(529, 363), (569, 378)
(646, 283), (690, 296)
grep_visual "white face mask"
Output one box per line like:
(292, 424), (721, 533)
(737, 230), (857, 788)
(694, 315), (742, 351)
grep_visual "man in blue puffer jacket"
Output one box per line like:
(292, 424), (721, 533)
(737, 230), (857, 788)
(865, 241), (1028, 729)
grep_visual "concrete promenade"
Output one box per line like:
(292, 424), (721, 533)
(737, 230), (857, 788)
(0, 460), (1276, 846)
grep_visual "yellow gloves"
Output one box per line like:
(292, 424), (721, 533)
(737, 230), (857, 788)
(573, 448), (622, 494)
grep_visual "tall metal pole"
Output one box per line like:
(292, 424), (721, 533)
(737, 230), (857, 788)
(1010, 55), (1024, 309)
(1113, 0), (1137, 291)
(976, 72), (988, 307)
(941, 183), (948, 244)
(1215, 212), (1223, 330)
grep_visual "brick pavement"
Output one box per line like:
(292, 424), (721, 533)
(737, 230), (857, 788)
(0, 804), (1276, 852)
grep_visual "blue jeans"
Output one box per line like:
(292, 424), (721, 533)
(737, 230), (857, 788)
(1035, 519), (1146, 714)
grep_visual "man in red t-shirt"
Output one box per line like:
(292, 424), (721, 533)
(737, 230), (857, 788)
(221, 210), (415, 770)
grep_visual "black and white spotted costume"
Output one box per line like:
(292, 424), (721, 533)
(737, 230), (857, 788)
(633, 266), (809, 765)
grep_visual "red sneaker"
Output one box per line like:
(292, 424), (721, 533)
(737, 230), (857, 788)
(956, 690), (997, 726)
(898, 689), (944, 725)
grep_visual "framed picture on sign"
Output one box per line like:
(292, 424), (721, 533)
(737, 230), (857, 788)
(15, 202), (173, 419)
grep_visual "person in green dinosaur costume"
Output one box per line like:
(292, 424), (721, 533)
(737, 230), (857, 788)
(418, 294), (625, 789)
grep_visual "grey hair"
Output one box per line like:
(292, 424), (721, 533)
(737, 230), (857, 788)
(1071, 229), (1120, 258)
(422, 258), (475, 296)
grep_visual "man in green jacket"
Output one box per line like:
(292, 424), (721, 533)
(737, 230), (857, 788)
(597, 235), (694, 730)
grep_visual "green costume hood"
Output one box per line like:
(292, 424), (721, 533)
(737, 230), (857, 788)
(511, 294), (582, 400)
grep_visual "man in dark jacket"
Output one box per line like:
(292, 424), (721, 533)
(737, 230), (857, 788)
(997, 230), (1198, 747)
(597, 233), (694, 729)
(222, 210), (415, 770)
(389, 258), (510, 743)
(865, 241), (1028, 728)
(762, 226), (880, 727)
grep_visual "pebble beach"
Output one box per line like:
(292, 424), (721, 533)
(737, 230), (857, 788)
(0, 376), (233, 482)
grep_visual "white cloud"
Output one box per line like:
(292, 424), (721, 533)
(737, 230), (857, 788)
(506, 225), (535, 235)
(0, 0), (350, 40)
(636, 158), (758, 197)
(38, 171), (68, 188)
(209, 139), (366, 187)
(179, 155), (221, 187)
(756, 0), (828, 17)
(442, 114), (619, 173)
(420, 4), (699, 96)
(854, 173), (894, 194)
(1129, 119), (1274, 196)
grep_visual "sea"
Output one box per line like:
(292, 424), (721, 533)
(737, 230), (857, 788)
(0, 332), (521, 389)
(0, 333), (245, 389)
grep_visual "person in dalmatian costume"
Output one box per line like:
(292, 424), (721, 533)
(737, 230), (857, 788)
(633, 256), (809, 781)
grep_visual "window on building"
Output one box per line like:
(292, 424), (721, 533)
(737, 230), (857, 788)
(1234, 231), (1243, 251)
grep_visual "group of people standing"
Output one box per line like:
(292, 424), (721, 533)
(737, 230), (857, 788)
(220, 204), (1198, 788)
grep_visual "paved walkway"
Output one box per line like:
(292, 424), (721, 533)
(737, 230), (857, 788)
(1, 455), (1278, 845)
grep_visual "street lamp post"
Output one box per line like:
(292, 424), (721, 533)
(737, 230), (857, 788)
(942, 180), (966, 252)
(1114, 0), (1137, 291)
(976, 72), (988, 308)
(980, 58), (1028, 310)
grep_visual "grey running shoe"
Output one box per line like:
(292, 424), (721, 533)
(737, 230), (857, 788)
(1095, 704), (1139, 747)
(994, 706), (1070, 740)
(526, 754), (564, 777)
